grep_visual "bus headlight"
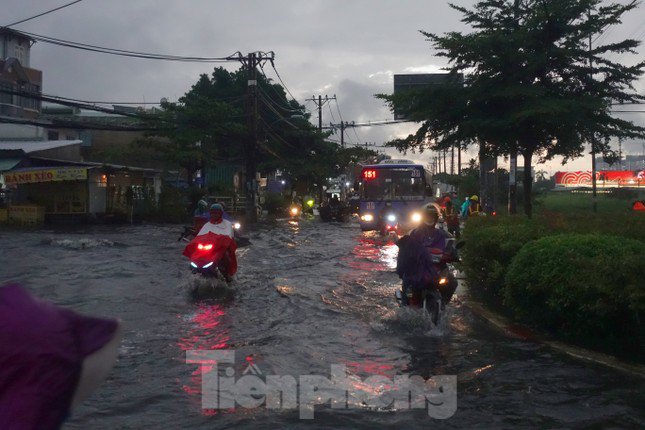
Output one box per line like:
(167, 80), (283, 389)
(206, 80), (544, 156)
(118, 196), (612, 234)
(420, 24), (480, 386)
(361, 214), (374, 222)
(411, 212), (422, 223)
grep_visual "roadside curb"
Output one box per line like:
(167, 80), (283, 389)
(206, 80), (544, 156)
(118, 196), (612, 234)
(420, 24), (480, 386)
(462, 296), (645, 379)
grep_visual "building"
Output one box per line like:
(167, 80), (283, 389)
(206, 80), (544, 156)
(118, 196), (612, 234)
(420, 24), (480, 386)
(0, 28), (43, 140)
(0, 140), (161, 223)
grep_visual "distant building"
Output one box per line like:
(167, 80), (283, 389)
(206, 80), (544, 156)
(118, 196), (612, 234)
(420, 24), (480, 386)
(0, 28), (44, 141)
(595, 153), (645, 171)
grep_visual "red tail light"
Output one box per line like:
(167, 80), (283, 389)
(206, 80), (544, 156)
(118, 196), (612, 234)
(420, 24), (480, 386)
(197, 243), (213, 251)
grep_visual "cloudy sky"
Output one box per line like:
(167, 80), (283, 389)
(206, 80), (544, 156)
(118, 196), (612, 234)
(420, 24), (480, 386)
(7, 0), (645, 173)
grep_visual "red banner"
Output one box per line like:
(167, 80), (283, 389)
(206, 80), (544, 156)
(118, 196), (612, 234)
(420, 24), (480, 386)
(555, 170), (645, 187)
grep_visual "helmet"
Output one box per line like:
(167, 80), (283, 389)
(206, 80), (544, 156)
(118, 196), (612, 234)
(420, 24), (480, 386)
(197, 199), (208, 208)
(470, 195), (479, 201)
(210, 203), (224, 211)
(422, 203), (440, 223)
(444, 197), (451, 203)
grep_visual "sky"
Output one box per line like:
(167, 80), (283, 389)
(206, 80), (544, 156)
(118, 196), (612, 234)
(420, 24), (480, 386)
(6, 0), (645, 174)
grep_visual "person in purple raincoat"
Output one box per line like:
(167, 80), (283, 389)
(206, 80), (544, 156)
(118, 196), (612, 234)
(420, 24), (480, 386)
(0, 284), (122, 430)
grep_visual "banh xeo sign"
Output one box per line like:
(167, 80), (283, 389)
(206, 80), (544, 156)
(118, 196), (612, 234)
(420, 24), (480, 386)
(3, 167), (88, 185)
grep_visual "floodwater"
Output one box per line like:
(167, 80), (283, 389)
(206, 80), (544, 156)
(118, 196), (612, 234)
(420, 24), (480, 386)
(0, 219), (643, 429)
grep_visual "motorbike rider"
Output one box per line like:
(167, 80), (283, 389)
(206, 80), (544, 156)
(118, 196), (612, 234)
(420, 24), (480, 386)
(198, 203), (234, 238)
(468, 195), (482, 216)
(196, 203), (236, 280)
(442, 198), (461, 239)
(378, 200), (396, 226)
(396, 203), (458, 306)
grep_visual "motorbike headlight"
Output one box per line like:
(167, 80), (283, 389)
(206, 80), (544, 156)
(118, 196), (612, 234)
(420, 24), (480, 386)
(387, 214), (396, 222)
(290, 207), (299, 215)
(190, 262), (198, 268)
(361, 214), (374, 222)
(203, 262), (214, 269)
(233, 222), (241, 230)
(439, 277), (448, 285)
(411, 212), (422, 223)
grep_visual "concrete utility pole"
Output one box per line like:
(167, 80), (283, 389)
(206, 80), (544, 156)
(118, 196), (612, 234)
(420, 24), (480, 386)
(306, 95), (336, 131)
(509, 0), (521, 215)
(589, 12), (598, 213)
(229, 51), (275, 223)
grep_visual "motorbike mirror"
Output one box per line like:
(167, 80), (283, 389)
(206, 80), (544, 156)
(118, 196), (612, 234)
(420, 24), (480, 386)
(456, 241), (466, 249)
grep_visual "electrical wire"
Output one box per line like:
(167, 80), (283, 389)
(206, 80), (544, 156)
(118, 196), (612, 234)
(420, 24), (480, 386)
(4, 0), (84, 27)
(268, 61), (300, 104)
(17, 29), (238, 62)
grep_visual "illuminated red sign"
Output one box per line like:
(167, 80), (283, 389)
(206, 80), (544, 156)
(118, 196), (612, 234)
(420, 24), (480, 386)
(362, 169), (377, 180)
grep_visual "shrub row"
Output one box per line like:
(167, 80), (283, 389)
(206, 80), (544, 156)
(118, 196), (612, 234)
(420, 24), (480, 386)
(461, 213), (645, 362)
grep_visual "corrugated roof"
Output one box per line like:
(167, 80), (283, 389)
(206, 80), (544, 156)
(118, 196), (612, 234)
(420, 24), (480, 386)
(0, 140), (81, 153)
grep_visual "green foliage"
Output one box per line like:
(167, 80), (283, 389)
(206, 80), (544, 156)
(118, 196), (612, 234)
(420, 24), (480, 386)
(504, 234), (645, 361)
(461, 215), (547, 304)
(263, 193), (290, 216)
(155, 187), (190, 223)
(377, 0), (645, 217)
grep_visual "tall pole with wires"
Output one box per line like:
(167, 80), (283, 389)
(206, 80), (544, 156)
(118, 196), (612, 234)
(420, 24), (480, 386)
(306, 95), (335, 131)
(232, 51), (275, 223)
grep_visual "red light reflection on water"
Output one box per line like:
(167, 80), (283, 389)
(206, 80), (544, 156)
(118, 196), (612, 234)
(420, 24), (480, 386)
(343, 236), (398, 271)
(177, 304), (231, 416)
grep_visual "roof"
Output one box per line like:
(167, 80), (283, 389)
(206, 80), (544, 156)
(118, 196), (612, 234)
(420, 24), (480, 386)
(29, 156), (161, 174)
(0, 158), (21, 172)
(0, 140), (81, 153)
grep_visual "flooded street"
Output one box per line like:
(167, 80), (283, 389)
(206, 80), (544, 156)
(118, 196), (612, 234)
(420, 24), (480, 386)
(1, 219), (643, 429)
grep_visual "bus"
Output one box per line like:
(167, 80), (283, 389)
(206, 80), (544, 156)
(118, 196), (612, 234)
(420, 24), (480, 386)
(358, 160), (432, 231)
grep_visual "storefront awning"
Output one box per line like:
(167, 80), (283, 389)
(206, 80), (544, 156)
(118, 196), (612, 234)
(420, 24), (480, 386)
(0, 158), (21, 172)
(3, 166), (88, 185)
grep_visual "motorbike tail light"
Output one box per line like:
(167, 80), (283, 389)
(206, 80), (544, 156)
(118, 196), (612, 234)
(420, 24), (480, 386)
(197, 243), (213, 251)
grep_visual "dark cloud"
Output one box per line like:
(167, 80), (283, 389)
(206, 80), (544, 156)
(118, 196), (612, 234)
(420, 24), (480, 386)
(6, 0), (644, 166)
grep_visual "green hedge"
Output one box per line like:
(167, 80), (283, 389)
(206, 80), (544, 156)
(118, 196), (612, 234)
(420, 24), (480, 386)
(461, 215), (547, 305)
(504, 234), (644, 360)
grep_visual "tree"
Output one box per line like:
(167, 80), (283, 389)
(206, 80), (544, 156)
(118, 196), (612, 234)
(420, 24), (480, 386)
(141, 66), (367, 194)
(378, 0), (645, 217)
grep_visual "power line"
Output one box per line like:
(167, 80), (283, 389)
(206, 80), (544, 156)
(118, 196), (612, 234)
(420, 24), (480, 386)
(4, 0), (84, 27)
(268, 61), (300, 104)
(17, 29), (238, 62)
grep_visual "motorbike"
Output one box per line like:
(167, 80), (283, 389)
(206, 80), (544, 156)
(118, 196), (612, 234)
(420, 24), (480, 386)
(183, 232), (237, 279)
(395, 239), (464, 324)
(319, 202), (349, 222)
(289, 204), (302, 219)
(378, 212), (400, 236)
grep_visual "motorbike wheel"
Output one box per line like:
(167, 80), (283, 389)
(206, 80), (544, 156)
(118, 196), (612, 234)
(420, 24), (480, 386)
(423, 291), (442, 325)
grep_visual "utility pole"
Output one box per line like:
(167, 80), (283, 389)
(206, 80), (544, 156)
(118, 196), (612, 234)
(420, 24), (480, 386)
(588, 11), (597, 213)
(457, 144), (461, 175)
(509, 0), (521, 215)
(451, 144), (455, 175)
(229, 51), (275, 223)
(306, 95), (336, 131)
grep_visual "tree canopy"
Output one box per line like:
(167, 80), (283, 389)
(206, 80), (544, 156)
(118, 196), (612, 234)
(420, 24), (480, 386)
(378, 0), (645, 216)
(142, 66), (374, 190)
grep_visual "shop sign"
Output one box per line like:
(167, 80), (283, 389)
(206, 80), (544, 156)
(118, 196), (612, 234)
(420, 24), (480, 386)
(3, 167), (88, 185)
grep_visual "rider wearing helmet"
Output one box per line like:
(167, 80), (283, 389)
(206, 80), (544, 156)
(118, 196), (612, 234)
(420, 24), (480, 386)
(468, 195), (482, 216)
(395, 203), (457, 305)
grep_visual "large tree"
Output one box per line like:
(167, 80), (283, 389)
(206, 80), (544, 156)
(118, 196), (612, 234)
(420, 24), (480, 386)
(141, 66), (361, 189)
(379, 0), (645, 217)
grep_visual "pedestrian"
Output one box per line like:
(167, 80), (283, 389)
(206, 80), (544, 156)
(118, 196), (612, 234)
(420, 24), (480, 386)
(460, 196), (470, 219)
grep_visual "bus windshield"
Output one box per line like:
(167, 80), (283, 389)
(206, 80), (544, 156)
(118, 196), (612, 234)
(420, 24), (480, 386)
(361, 167), (426, 201)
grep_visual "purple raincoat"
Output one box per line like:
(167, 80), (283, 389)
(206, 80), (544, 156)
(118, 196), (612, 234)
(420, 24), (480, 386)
(0, 284), (118, 430)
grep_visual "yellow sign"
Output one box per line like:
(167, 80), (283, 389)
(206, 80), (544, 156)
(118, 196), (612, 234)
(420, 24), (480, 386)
(3, 167), (88, 185)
